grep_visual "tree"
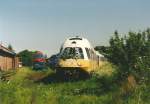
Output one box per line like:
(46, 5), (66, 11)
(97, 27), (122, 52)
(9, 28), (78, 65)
(109, 29), (150, 83)
(17, 50), (35, 66)
(8, 44), (14, 51)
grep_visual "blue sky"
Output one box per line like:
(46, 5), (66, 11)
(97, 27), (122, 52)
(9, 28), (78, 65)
(0, 0), (150, 56)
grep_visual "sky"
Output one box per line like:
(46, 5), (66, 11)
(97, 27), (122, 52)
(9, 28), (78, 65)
(0, 0), (150, 56)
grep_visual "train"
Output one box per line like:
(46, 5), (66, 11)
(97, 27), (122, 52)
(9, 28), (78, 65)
(33, 51), (47, 70)
(48, 53), (59, 70)
(56, 36), (105, 77)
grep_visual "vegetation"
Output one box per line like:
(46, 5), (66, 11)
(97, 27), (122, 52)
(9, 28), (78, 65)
(8, 44), (14, 52)
(109, 29), (150, 81)
(95, 28), (150, 104)
(0, 65), (117, 104)
(0, 64), (150, 104)
(17, 50), (35, 66)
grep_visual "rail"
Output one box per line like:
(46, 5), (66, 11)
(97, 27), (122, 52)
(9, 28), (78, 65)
(0, 71), (16, 81)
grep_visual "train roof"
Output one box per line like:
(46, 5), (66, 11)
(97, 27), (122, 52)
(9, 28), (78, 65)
(33, 51), (43, 55)
(61, 36), (93, 49)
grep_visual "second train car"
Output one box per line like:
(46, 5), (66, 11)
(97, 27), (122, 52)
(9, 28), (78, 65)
(33, 51), (47, 70)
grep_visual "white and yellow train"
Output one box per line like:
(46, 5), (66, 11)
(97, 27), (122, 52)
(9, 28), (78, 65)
(56, 36), (105, 76)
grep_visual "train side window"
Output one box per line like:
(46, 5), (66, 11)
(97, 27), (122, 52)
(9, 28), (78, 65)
(77, 48), (84, 59)
(85, 48), (90, 59)
(90, 49), (94, 60)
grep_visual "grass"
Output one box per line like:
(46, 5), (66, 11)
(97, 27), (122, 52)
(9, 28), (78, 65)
(0, 63), (150, 104)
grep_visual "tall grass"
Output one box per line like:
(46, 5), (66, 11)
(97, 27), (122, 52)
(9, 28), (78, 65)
(0, 64), (150, 104)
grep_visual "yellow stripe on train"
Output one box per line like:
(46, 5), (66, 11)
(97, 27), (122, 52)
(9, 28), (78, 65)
(58, 59), (103, 73)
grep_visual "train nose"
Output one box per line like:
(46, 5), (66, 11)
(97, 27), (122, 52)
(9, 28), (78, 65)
(58, 59), (78, 67)
(58, 59), (90, 68)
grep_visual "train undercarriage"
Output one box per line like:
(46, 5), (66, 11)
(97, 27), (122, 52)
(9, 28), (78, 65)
(56, 67), (90, 80)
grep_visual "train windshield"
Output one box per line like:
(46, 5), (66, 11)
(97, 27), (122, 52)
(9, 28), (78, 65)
(61, 47), (84, 59)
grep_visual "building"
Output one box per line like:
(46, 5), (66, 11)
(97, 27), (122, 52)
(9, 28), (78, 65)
(0, 44), (19, 71)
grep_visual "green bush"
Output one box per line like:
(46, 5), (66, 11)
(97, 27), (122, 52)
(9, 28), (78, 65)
(109, 29), (150, 82)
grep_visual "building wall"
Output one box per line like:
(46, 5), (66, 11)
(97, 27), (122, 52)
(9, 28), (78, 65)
(14, 57), (19, 69)
(0, 53), (18, 71)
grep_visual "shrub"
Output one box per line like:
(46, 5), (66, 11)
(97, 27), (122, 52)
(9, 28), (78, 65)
(109, 29), (150, 83)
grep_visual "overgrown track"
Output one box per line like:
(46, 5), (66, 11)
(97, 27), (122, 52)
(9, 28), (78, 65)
(0, 71), (16, 81)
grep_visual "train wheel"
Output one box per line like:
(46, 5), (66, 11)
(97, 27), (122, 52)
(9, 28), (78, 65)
(56, 69), (65, 80)
(70, 69), (80, 80)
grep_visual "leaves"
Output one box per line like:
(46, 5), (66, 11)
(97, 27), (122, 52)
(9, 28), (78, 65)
(17, 50), (35, 66)
(109, 29), (150, 82)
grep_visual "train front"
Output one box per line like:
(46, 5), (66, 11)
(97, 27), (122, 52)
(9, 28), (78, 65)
(57, 46), (90, 77)
(33, 51), (46, 70)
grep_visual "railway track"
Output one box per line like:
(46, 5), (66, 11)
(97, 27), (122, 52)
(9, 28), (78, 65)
(0, 71), (16, 81)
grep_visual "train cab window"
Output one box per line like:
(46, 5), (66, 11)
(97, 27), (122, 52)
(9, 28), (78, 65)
(61, 47), (84, 59)
(85, 48), (90, 59)
(90, 50), (95, 60)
